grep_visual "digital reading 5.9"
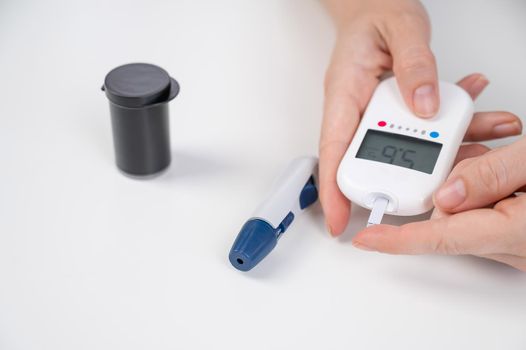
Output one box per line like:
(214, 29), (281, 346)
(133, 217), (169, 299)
(355, 129), (442, 174)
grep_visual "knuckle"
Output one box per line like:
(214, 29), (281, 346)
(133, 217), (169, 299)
(395, 11), (429, 27)
(455, 158), (473, 170)
(493, 197), (518, 215)
(395, 46), (436, 73)
(493, 197), (526, 255)
(475, 156), (509, 195)
(432, 234), (462, 255)
(380, 10), (429, 39)
(430, 221), (462, 255)
(450, 158), (474, 177)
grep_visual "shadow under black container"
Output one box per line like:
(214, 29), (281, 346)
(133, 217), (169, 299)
(102, 63), (180, 177)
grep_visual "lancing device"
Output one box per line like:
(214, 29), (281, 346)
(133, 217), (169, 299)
(229, 157), (319, 271)
(337, 77), (474, 226)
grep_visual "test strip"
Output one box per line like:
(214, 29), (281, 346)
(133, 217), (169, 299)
(367, 196), (389, 227)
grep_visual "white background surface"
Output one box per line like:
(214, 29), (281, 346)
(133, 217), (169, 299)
(1, 1), (526, 349)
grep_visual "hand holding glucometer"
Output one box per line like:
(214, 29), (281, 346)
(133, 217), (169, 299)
(337, 77), (473, 224)
(227, 76), (476, 271)
(227, 73), (523, 271)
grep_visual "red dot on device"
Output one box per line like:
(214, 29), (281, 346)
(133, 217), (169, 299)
(378, 121), (387, 127)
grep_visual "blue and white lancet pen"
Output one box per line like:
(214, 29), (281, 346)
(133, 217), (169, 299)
(229, 156), (319, 271)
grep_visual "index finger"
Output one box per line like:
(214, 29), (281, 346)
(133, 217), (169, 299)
(319, 68), (379, 236)
(352, 208), (511, 256)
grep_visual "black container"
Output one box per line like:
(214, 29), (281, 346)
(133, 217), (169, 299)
(102, 63), (180, 177)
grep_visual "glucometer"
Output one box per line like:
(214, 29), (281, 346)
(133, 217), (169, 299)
(337, 77), (474, 225)
(229, 157), (319, 271)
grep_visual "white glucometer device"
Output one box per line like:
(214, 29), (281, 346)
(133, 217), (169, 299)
(337, 77), (474, 225)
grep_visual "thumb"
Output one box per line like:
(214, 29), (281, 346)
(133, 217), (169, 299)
(382, 10), (439, 117)
(434, 137), (526, 213)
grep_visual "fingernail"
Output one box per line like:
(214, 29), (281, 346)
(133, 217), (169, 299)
(352, 241), (376, 252)
(326, 221), (336, 237)
(470, 75), (489, 97)
(435, 178), (466, 209)
(493, 121), (522, 137)
(413, 84), (438, 117)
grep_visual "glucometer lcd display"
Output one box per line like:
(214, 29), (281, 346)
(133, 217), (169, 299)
(356, 129), (442, 174)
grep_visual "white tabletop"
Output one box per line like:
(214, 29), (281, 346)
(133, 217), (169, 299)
(1, 0), (526, 349)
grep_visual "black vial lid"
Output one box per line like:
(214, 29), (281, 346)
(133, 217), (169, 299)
(102, 63), (179, 108)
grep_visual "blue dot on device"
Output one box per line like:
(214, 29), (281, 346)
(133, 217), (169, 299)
(430, 131), (439, 138)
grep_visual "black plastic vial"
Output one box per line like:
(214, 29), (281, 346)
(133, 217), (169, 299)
(102, 63), (180, 177)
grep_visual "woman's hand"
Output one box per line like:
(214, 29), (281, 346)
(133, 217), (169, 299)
(320, 0), (441, 235)
(352, 132), (526, 271)
(319, 0), (522, 236)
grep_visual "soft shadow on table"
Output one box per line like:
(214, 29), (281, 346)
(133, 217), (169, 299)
(336, 205), (526, 304)
(383, 255), (526, 309)
(156, 150), (238, 183)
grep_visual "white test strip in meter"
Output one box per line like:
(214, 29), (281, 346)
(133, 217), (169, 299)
(367, 196), (389, 227)
(337, 77), (474, 222)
